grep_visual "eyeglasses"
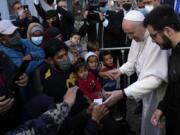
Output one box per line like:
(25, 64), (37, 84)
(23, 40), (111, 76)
(149, 31), (161, 39)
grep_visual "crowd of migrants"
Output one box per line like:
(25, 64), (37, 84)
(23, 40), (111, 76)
(0, 0), (180, 135)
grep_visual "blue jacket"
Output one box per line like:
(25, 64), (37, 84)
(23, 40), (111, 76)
(0, 39), (44, 74)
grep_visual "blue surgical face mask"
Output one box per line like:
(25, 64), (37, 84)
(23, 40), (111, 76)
(100, 5), (108, 13)
(31, 36), (43, 46)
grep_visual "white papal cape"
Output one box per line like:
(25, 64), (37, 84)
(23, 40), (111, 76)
(119, 31), (171, 135)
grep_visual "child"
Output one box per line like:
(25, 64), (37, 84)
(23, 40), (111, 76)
(100, 51), (117, 91)
(87, 41), (100, 57)
(74, 62), (102, 101)
(85, 51), (101, 78)
(65, 32), (83, 64)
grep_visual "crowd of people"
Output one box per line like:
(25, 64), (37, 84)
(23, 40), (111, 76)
(0, 0), (180, 135)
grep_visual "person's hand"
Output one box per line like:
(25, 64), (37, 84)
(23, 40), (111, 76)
(151, 109), (164, 128)
(34, 0), (40, 5)
(86, 103), (96, 115)
(103, 90), (123, 107)
(83, 10), (89, 19)
(108, 69), (123, 80)
(19, 9), (27, 20)
(99, 71), (115, 80)
(91, 104), (109, 123)
(26, 10), (33, 21)
(15, 73), (29, 87)
(63, 86), (79, 107)
(0, 96), (14, 114)
(95, 92), (103, 98)
(22, 54), (32, 61)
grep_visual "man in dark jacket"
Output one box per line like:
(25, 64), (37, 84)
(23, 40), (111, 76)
(34, 0), (75, 41)
(144, 5), (180, 135)
(79, 1), (126, 48)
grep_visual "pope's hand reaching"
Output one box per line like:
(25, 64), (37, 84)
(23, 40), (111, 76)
(103, 90), (123, 107)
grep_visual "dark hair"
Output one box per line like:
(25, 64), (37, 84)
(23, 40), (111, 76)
(73, 62), (88, 74)
(44, 38), (68, 58)
(12, 1), (21, 9)
(100, 51), (112, 61)
(70, 32), (81, 38)
(144, 5), (180, 32)
(56, 0), (67, 4)
(45, 10), (58, 19)
(87, 41), (99, 52)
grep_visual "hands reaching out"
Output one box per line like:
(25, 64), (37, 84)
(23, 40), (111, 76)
(87, 103), (109, 123)
(63, 86), (79, 107)
(99, 69), (123, 80)
(103, 90), (124, 107)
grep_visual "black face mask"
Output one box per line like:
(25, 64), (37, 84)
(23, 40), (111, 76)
(46, 0), (54, 5)
(122, 3), (132, 11)
(161, 34), (172, 50)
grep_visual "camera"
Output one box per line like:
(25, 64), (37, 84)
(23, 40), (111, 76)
(86, 0), (108, 22)
(87, 0), (100, 22)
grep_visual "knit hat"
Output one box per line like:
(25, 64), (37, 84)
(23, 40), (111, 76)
(85, 52), (97, 62)
(27, 23), (44, 39)
(124, 10), (145, 22)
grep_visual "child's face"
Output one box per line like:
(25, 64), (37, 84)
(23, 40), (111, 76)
(88, 56), (98, 70)
(77, 67), (88, 80)
(103, 54), (114, 67)
(70, 35), (81, 45)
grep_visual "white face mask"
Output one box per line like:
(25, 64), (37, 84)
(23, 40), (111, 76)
(145, 5), (154, 12)
(31, 36), (43, 46)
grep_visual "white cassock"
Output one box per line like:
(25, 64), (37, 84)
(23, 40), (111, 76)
(119, 30), (171, 135)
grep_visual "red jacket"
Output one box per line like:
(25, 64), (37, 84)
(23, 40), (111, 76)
(77, 71), (102, 101)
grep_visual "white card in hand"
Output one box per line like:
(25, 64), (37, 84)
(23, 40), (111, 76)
(94, 98), (103, 105)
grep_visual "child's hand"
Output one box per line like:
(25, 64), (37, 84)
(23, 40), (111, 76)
(90, 80), (96, 90)
(99, 71), (114, 80)
(94, 92), (103, 98)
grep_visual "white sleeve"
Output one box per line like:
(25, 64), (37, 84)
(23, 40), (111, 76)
(119, 40), (138, 76)
(124, 76), (163, 100)
(119, 61), (135, 76)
